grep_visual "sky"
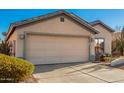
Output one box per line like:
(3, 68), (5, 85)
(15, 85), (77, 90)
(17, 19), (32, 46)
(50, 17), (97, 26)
(0, 9), (124, 39)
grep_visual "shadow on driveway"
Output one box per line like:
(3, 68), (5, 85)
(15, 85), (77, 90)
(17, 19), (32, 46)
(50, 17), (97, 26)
(33, 62), (114, 74)
(34, 62), (86, 74)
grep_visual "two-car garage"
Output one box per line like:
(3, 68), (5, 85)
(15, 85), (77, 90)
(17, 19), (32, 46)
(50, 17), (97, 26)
(25, 34), (90, 65)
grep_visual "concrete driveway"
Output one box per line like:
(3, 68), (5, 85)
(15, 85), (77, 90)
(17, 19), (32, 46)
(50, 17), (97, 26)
(33, 62), (124, 83)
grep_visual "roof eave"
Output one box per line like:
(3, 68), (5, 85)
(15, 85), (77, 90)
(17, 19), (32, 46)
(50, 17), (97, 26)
(90, 20), (115, 32)
(6, 10), (99, 41)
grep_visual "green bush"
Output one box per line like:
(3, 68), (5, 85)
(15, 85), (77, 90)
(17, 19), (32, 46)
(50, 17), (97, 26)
(0, 54), (35, 83)
(105, 53), (112, 57)
(104, 53), (112, 62)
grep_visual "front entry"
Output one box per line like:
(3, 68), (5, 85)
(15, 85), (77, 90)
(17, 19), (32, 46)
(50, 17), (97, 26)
(95, 38), (105, 61)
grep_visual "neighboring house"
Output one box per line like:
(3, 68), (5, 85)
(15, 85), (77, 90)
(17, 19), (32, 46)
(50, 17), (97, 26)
(5, 10), (114, 65)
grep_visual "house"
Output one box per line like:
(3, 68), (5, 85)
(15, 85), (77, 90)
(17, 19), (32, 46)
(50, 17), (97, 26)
(5, 10), (114, 65)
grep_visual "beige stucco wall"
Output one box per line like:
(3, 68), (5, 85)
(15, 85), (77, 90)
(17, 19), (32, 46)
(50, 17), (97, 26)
(14, 15), (95, 58)
(7, 31), (17, 41)
(16, 15), (94, 36)
(93, 24), (113, 54)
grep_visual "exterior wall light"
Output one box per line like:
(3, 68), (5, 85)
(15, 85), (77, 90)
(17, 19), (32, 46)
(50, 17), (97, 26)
(19, 34), (25, 40)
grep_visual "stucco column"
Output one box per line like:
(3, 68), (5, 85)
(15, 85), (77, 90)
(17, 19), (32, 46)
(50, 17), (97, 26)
(16, 32), (26, 59)
(89, 37), (95, 62)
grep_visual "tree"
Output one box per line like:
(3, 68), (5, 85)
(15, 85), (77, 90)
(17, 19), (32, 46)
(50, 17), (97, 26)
(0, 41), (12, 56)
(115, 28), (124, 56)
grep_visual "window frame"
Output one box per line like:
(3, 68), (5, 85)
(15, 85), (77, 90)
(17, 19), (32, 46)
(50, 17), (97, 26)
(12, 40), (16, 56)
(60, 17), (64, 22)
(95, 38), (105, 53)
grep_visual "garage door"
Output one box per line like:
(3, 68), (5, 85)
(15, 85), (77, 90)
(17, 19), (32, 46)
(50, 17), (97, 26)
(25, 35), (89, 64)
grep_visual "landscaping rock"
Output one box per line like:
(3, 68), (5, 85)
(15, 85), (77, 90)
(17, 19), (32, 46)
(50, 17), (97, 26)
(111, 57), (124, 67)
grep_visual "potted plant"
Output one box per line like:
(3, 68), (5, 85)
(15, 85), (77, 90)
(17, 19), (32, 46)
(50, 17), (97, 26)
(104, 53), (112, 62)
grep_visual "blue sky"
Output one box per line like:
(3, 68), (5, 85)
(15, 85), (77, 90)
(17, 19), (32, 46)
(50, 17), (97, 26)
(0, 9), (124, 39)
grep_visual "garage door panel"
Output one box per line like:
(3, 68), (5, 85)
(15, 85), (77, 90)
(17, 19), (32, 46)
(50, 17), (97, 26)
(60, 56), (85, 62)
(26, 35), (89, 64)
(27, 56), (46, 64)
(27, 56), (60, 64)
(27, 50), (46, 56)
(43, 57), (60, 64)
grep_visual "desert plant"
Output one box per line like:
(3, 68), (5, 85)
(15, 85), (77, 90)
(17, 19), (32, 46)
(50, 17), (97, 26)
(0, 41), (12, 56)
(0, 54), (35, 83)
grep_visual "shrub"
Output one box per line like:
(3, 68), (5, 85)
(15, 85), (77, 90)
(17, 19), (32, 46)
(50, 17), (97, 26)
(0, 54), (35, 83)
(105, 53), (112, 57)
(104, 53), (112, 62)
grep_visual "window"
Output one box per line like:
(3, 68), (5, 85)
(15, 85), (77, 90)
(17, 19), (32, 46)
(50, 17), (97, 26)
(95, 38), (105, 53)
(13, 40), (16, 56)
(9, 41), (13, 54)
(60, 17), (64, 22)
(10, 40), (16, 56)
